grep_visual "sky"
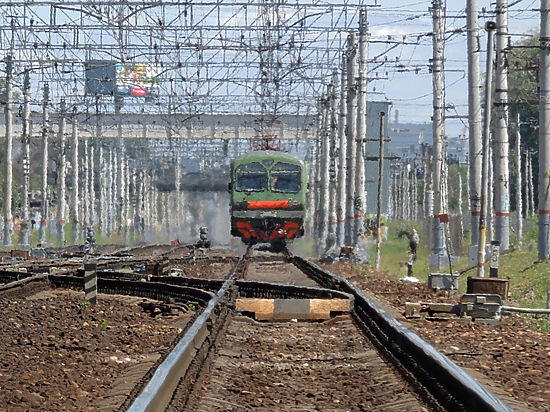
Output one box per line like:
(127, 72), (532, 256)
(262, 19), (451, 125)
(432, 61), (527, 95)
(365, 0), (539, 137)
(0, 0), (541, 136)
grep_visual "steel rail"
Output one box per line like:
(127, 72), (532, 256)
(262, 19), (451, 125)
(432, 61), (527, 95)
(292, 256), (514, 412)
(126, 253), (244, 412)
(0, 274), (48, 293)
(48, 275), (214, 306)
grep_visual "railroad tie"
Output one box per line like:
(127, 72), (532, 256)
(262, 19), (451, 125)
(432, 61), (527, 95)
(235, 298), (350, 321)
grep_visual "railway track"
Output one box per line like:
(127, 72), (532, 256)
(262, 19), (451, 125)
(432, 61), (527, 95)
(128, 248), (514, 412)
(1, 245), (514, 411)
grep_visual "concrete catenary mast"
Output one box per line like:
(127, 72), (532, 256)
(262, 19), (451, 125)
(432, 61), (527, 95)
(355, 9), (368, 239)
(71, 113), (80, 244)
(336, 53), (348, 247)
(430, 0), (449, 268)
(494, 0), (511, 251)
(538, 0), (550, 259)
(57, 99), (67, 245)
(477, 22), (497, 278)
(20, 70), (31, 249)
(345, 32), (357, 245)
(3, 55), (13, 247)
(319, 89), (330, 253)
(328, 70), (339, 248)
(467, 0), (483, 263)
(516, 113), (523, 248)
(39, 84), (50, 246)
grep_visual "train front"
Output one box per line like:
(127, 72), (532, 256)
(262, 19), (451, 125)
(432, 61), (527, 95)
(230, 151), (306, 244)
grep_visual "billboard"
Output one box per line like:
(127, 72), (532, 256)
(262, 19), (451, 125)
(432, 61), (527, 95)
(85, 60), (116, 95)
(114, 62), (159, 98)
(85, 60), (159, 98)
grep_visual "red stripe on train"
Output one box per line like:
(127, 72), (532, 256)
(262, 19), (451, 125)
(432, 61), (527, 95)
(248, 200), (289, 209)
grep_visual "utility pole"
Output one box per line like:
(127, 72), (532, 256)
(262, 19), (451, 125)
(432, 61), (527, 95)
(411, 160), (418, 221)
(336, 53), (348, 247)
(99, 146), (106, 236)
(89, 144), (95, 230)
(387, 172), (394, 220)
(71, 112), (79, 244)
(375, 112), (386, 269)
(57, 99), (67, 246)
(494, 0), (511, 251)
(107, 149), (114, 235)
(477, 22), (497, 277)
(120, 151), (128, 239)
(40, 84), (50, 246)
(319, 90), (330, 253)
(467, 0), (483, 263)
(524, 150), (531, 217)
(20, 70), (31, 249)
(528, 150), (535, 217)
(488, 145), (494, 242)
(3, 55), (14, 248)
(430, 0), (450, 268)
(124, 156), (130, 243)
(174, 156), (181, 239)
(83, 139), (89, 231)
(355, 9), (368, 239)
(133, 171), (140, 236)
(539, 0), (550, 259)
(345, 32), (357, 245)
(312, 99), (323, 244)
(516, 113), (523, 248)
(328, 69), (339, 248)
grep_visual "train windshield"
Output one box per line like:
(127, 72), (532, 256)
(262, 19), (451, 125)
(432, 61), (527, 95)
(271, 162), (301, 193)
(235, 162), (267, 191)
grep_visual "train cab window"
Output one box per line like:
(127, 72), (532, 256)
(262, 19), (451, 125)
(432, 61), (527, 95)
(271, 162), (301, 193)
(235, 162), (267, 191)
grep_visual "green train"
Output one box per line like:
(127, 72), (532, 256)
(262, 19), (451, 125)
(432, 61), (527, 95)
(230, 150), (307, 245)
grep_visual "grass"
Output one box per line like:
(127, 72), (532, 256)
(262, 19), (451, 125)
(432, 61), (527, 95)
(371, 219), (550, 313)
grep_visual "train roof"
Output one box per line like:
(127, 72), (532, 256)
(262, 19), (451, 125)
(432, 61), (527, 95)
(232, 150), (303, 166)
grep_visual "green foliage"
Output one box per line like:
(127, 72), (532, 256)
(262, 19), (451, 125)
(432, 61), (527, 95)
(99, 318), (109, 328)
(186, 301), (199, 311)
(374, 219), (550, 330)
(81, 301), (92, 309)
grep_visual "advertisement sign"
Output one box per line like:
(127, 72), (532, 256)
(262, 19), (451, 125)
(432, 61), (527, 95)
(115, 62), (159, 98)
